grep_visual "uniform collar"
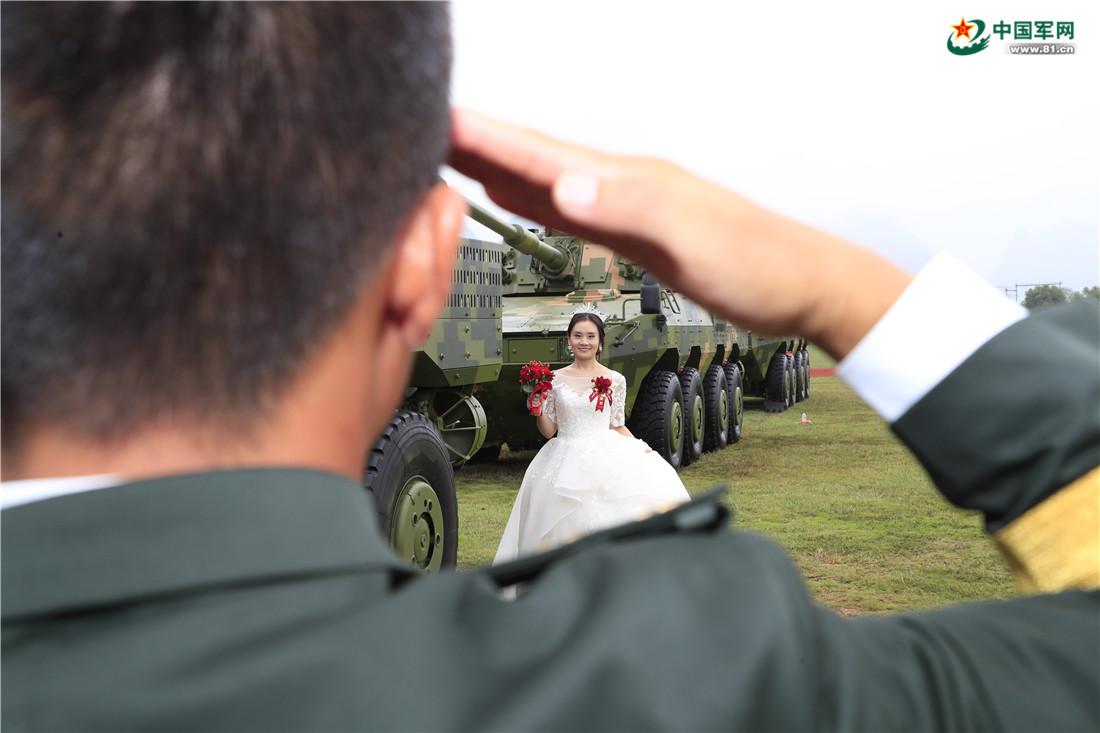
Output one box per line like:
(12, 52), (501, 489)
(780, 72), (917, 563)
(1, 468), (409, 621)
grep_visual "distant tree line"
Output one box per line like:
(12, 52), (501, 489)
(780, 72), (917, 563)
(1022, 284), (1100, 310)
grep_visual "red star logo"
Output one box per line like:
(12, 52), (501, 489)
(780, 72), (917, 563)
(951, 17), (976, 40)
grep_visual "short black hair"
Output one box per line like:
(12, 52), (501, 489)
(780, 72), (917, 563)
(2, 2), (452, 446)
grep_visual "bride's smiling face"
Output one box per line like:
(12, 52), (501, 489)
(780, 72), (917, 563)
(568, 320), (602, 362)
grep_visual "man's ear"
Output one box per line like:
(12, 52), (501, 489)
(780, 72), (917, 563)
(385, 183), (466, 346)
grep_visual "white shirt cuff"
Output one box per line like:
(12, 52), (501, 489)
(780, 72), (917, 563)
(837, 253), (1027, 423)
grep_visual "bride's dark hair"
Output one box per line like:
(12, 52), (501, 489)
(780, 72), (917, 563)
(567, 312), (605, 352)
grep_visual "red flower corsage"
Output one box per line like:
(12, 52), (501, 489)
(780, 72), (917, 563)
(519, 361), (554, 415)
(590, 375), (613, 412)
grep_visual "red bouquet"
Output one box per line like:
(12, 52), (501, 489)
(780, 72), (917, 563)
(519, 361), (554, 415)
(590, 375), (613, 412)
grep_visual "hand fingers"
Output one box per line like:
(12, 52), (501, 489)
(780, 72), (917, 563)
(449, 109), (885, 348)
(451, 110), (664, 244)
(450, 110), (789, 319)
(549, 162), (710, 264)
(451, 110), (702, 278)
(451, 109), (606, 190)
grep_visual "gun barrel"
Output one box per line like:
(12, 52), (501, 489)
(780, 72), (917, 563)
(466, 200), (568, 272)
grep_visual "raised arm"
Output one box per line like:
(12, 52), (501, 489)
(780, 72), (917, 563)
(451, 111), (1098, 569)
(451, 110), (1098, 731)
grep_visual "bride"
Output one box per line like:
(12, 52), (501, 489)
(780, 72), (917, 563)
(494, 306), (692, 564)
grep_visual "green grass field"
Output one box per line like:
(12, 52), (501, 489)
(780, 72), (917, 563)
(453, 346), (1018, 615)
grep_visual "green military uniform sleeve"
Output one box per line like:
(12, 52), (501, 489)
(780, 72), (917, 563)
(891, 303), (1100, 532)
(336, 518), (1097, 731)
(445, 533), (1098, 731)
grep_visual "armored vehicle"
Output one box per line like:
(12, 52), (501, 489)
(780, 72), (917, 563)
(364, 200), (810, 571)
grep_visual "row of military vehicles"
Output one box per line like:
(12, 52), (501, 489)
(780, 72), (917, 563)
(364, 200), (812, 571)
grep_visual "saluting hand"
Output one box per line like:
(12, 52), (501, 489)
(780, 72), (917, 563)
(449, 110), (913, 360)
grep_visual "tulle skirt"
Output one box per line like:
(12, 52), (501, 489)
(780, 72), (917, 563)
(494, 429), (691, 564)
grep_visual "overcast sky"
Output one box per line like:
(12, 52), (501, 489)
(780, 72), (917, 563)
(444, 2), (1099, 294)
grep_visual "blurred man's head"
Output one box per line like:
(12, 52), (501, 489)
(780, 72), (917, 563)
(2, 2), (461, 469)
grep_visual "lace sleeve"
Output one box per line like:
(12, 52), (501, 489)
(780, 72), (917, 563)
(543, 380), (557, 423)
(610, 372), (627, 428)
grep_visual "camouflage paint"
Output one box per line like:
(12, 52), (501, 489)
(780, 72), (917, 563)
(397, 216), (795, 461)
(409, 238), (506, 387)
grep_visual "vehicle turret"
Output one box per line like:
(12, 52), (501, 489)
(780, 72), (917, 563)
(466, 201), (647, 296)
(466, 200), (569, 273)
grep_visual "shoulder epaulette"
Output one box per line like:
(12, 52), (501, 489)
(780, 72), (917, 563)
(483, 486), (731, 588)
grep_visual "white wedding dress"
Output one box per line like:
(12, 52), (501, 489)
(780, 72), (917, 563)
(494, 370), (691, 563)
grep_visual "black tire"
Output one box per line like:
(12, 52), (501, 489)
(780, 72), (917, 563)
(723, 362), (744, 444)
(679, 367), (705, 466)
(364, 410), (458, 572)
(785, 352), (796, 406)
(626, 370), (684, 470)
(801, 348), (811, 399)
(764, 349), (789, 413)
(702, 365), (729, 452)
(793, 350), (805, 403)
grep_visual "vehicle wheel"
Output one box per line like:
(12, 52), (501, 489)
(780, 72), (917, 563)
(702, 365), (728, 452)
(764, 350), (789, 413)
(364, 410), (457, 572)
(793, 350), (805, 403)
(785, 352), (796, 406)
(679, 367), (705, 466)
(426, 389), (486, 466)
(801, 348), (811, 399)
(626, 370), (684, 470)
(723, 362), (744, 443)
